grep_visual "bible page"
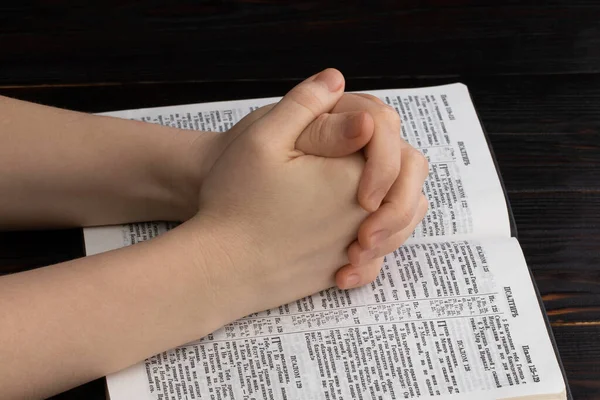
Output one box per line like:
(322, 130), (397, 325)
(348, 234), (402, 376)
(105, 237), (565, 400)
(84, 83), (510, 256)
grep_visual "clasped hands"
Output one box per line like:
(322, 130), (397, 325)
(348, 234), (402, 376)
(0, 68), (430, 398)
(183, 69), (429, 319)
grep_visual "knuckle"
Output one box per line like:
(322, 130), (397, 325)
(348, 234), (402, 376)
(397, 208), (414, 228)
(359, 93), (386, 105)
(382, 104), (401, 120)
(405, 146), (422, 161)
(378, 160), (401, 180)
(288, 85), (324, 119)
(308, 114), (329, 147)
(388, 203), (413, 228)
(376, 106), (401, 131)
(406, 147), (429, 172)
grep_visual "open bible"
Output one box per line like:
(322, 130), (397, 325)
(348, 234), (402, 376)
(83, 83), (571, 400)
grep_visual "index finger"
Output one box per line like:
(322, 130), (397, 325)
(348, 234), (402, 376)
(332, 94), (402, 211)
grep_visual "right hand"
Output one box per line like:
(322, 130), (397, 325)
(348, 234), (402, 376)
(185, 72), (427, 292)
(187, 69), (369, 320)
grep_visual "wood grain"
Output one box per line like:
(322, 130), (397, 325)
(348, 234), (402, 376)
(1, 1), (599, 399)
(1, 2), (600, 84)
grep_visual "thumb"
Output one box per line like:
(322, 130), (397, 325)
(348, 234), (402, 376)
(295, 111), (374, 157)
(249, 68), (345, 149)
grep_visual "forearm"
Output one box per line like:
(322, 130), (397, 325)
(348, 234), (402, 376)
(0, 95), (217, 228)
(0, 219), (234, 399)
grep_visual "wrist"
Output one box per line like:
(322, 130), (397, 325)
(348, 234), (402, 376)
(152, 127), (222, 222)
(167, 215), (255, 328)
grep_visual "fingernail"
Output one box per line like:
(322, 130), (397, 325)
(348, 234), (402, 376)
(314, 68), (344, 92)
(370, 229), (390, 247)
(368, 189), (386, 210)
(345, 274), (360, 288)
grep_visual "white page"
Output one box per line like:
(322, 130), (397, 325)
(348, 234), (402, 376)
(105, 237), (564, 400)
(361, 84), (510, 240)
(84, 83), (511, 256)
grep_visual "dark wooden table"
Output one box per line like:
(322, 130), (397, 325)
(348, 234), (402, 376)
(1, 2), (599, 399)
